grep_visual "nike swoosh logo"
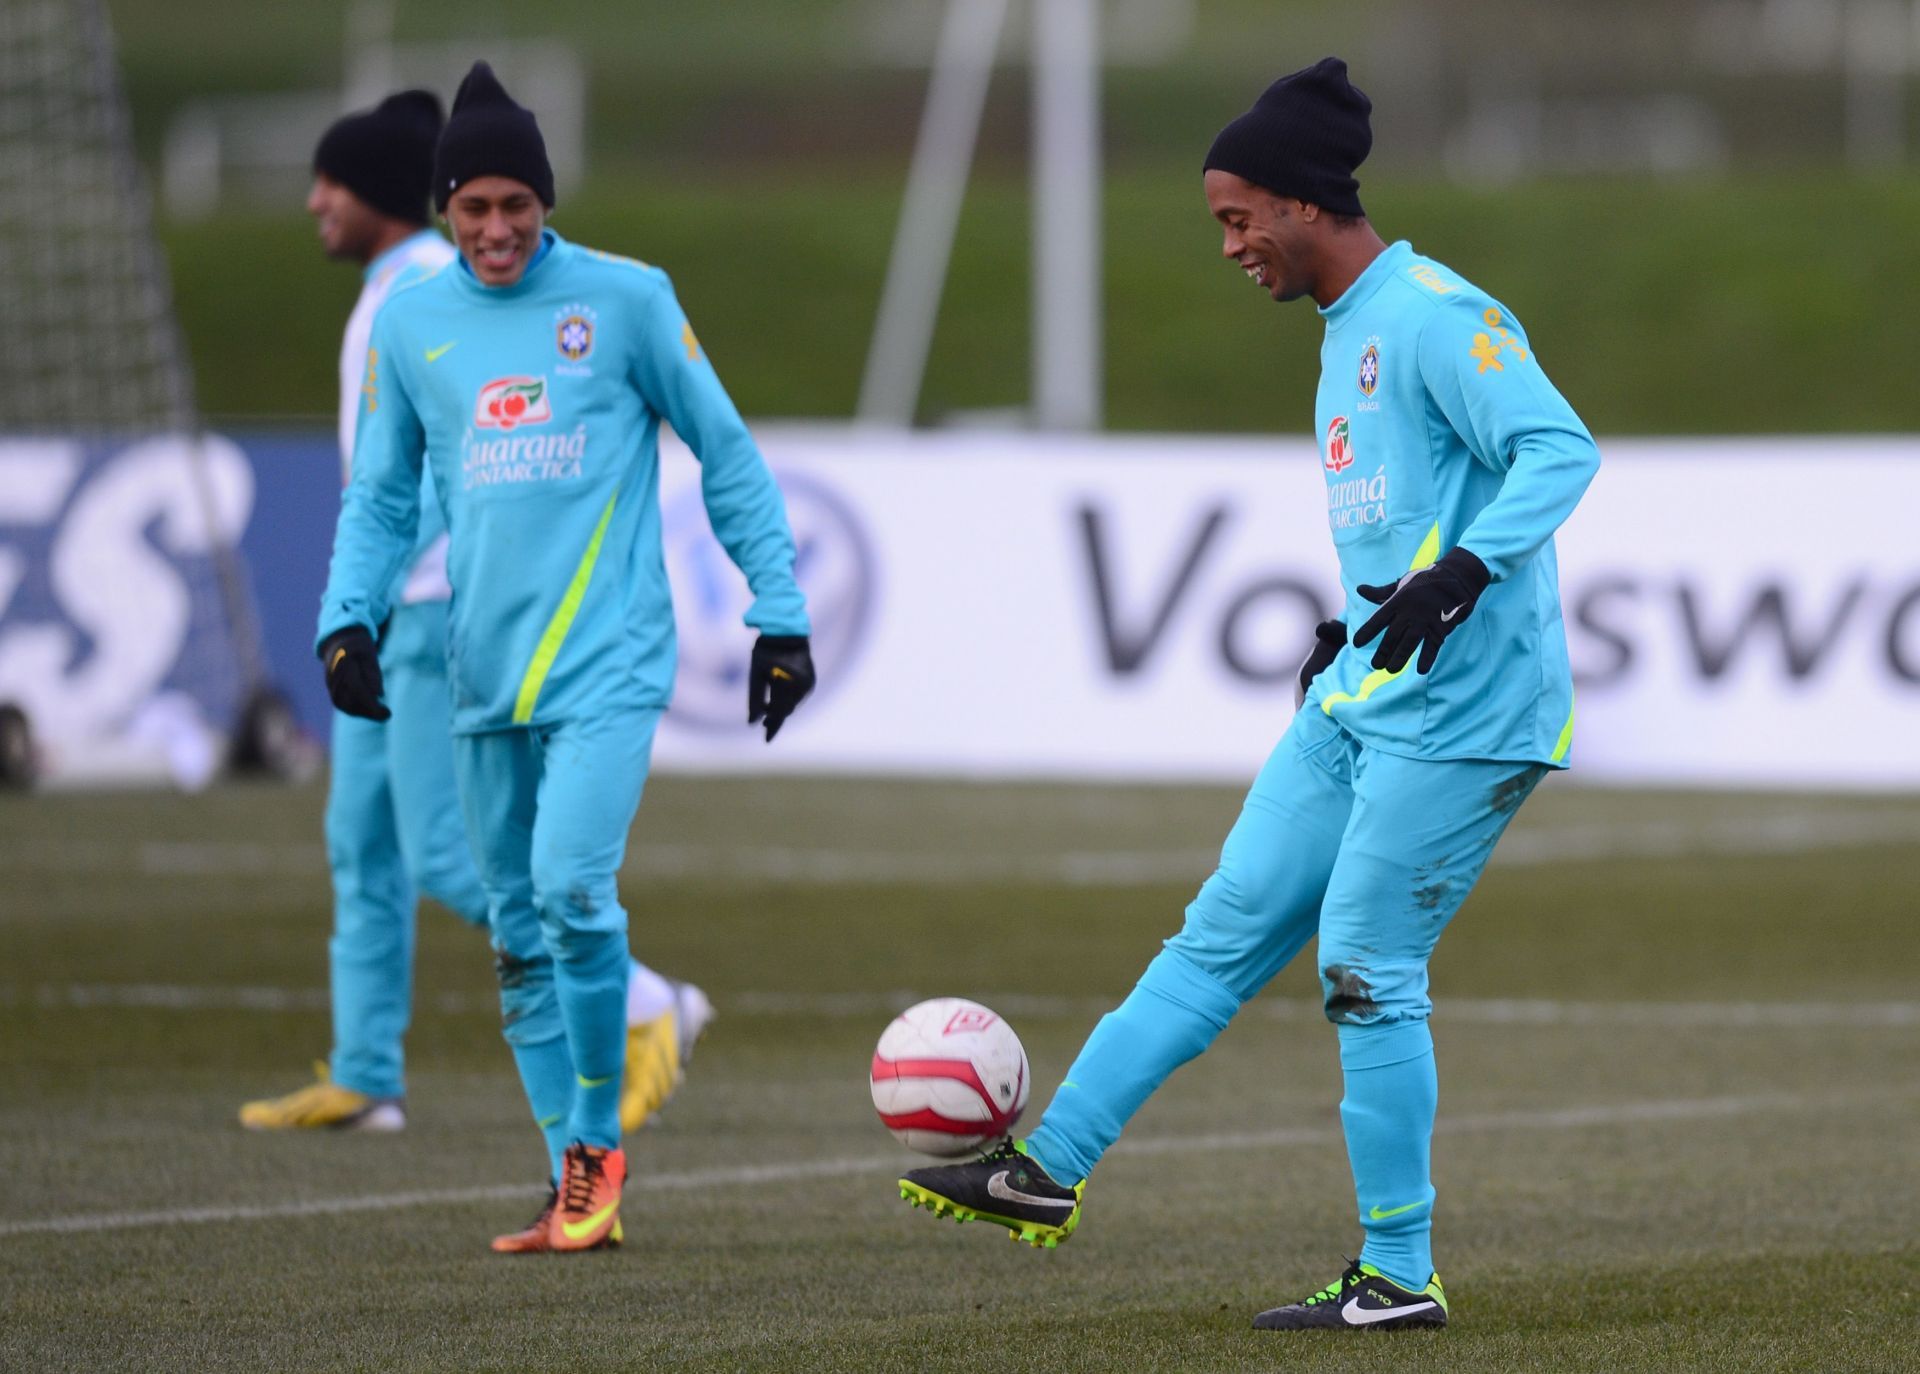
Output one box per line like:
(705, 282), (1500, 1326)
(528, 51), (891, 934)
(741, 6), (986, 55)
(425, 341), (458, 362)
(560, 1201), (618, 1241)
(1342, 1296), (1440, 1325)
(1369, 1200), (1424, 1219)
(1439, 604), (1462, 623)
(577, 1073), (613, 1089)
(987, 1170), (1075, 1210)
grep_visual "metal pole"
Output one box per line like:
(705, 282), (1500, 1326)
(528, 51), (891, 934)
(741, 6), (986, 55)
(856, 0), (1009, 428)
(1031, 0), (1102, 431)
(1842, 0), (1906, 168)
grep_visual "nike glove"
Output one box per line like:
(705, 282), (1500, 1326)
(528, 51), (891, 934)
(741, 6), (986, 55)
(1294, 618), (1348, 710)
(1352, 546), (1491, 675)
(318, 625), (390, 721)
(748, 634), (815, 742)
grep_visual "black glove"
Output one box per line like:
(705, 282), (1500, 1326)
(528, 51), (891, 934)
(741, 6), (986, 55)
(319, 625), (390, 721)
(1294, 618), (1348, 710)
(748, 634), (815, 742)
(1352, 547), (1491, 675)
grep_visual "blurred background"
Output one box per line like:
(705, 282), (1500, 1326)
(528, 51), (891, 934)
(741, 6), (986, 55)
(112, 0), (1920, 433)
(1, 0), (1915, 790)
(0, 0), (1916, 786)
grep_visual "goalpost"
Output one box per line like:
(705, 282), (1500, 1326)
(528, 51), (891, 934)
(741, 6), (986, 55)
(0, 0), (299, 787)
(857, 0), (1104, 433)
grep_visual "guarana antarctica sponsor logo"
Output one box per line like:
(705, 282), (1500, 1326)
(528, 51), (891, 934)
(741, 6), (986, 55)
(1328, 465), (1390, 530)
(473, 375), (552, 431)
(1324, 415), (1354, 473)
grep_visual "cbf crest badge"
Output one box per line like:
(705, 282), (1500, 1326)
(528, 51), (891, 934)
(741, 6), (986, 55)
(555, 303), (597, 367)
(1358, 341), (1380, 397)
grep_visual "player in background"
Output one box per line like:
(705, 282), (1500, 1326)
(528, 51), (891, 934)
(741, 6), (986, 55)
(242, 89), (712, 1143)
(897, 58), (1601, 1332)
(317, 63), (814, 1253)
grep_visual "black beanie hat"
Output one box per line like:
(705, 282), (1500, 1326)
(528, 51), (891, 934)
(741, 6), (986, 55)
(1203, 58), (1372, 217)
(313, 90), (443, 226)
(433, 61), (555, 212)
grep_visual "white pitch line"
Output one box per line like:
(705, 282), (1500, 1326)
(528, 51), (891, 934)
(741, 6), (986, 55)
(0, 809), (1914, 887)
(8, 982), (1918, 1030)
(0, 1088), (1906, 1240)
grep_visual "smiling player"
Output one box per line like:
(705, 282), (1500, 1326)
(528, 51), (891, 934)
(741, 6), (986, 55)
(317, 62), (813, 1252)
(896, 58), (1601, 1332)
(243, 89), (714, 1149)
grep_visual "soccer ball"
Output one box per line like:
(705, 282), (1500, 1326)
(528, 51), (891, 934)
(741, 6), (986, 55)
(870, 997), (1030, 1157)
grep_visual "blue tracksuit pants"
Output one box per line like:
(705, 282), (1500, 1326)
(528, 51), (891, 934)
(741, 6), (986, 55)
(324, 600), (490, 1099)
(1025, 708), (1544, 1288)
(454, 707), (660, 1161)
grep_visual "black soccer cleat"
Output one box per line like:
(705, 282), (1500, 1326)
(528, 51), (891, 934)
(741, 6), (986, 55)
(898, 1139), (1085, 1249)
(1252, 1259), (1449, 1331)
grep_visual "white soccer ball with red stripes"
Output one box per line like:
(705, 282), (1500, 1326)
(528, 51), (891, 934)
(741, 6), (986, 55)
(870, 997), (1030, 1156)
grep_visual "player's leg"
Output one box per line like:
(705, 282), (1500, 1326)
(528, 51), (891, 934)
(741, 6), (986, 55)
(381, 602), (707, 1132)
(1254, 750), (1544, 1330)
(454, 726), (583, 1252)
(1024, 715), (1358, 1183)
(240, 709), (410, 1129)
(526, 706), (661, 1250)
(381, 601), (489, 931)
(901, 712), (1358, 1244)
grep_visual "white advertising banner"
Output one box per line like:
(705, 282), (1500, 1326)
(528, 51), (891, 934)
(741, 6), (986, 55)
(651, 429), (1920, 790)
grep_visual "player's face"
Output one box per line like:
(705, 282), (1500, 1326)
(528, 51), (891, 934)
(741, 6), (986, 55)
(445, 177), (546, 287)
(306, 174), (382, 264)
(1204, 169), (1314, 304)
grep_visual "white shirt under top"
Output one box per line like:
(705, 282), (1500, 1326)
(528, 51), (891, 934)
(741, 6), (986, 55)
(339, 229), (459, 605)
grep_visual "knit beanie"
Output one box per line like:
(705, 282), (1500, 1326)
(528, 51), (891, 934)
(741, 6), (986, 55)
(312, 90), (443, 225)
(433, 61), (555, 211)
(1203, 58), (1372, 217)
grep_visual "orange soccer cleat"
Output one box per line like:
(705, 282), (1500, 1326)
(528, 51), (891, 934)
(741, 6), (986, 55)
(491, 1188), (560, 1254)
(491, 1184), (625, 1255)
(548, 1143), (627, 1252)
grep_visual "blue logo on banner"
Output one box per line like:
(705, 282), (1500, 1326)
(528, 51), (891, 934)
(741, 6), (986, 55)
(660, 468), (873, 730)
(0, 435), (258, 771)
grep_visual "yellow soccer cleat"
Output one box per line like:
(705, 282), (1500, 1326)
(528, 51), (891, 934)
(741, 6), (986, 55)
(618, 979), (713, 1132)
(238, 1061), (406, 1132)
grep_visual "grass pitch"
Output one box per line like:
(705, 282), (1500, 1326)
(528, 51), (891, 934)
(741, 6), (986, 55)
(2, 776), (1917, 1372)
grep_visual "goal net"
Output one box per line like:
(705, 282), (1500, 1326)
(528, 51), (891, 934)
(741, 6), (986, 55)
(0, 0), (285, 787)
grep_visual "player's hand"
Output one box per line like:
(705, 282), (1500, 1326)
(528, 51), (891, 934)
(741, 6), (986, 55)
(1352, 547), (1490, 675)
(319, 625), (391, 721)
(1294, 618), (1347, 709)
(748, 634), (814, 742)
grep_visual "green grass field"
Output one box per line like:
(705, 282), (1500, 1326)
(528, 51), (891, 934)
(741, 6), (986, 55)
(165, 171), (1920, 436)
(3, 776), (1917, 1372)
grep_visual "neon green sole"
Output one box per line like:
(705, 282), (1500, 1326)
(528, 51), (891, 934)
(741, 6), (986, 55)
(897, 1178), (1081, 1250)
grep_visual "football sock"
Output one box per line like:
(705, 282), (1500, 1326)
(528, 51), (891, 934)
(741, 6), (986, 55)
(557, 931), (629, 1150)
(1024, 947), (1241, 1186)
(508, 1035), (575, 1183)
(1337, 1019), (1438, 1291)
(624, 958), (676, 1025)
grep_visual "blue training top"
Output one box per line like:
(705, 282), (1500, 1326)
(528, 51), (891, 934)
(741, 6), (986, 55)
(318, 229), (810, 734)
(1307, 240), (1601, 767)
